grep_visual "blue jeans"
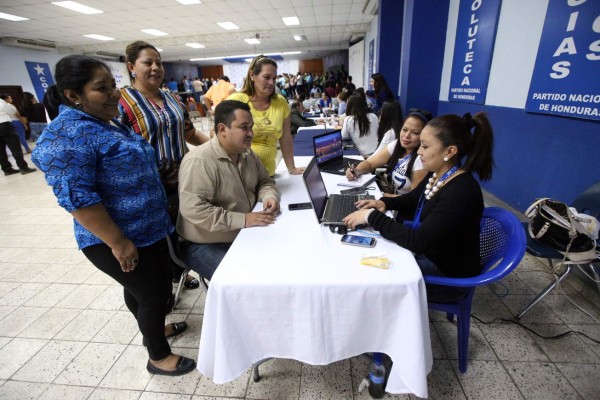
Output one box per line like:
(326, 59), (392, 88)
(180, 242), (231, 280)
(12, 121), (30, 152)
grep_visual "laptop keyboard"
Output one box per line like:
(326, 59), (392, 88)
(328, 195), (360, 221)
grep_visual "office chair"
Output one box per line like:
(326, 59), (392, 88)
(423, 207), (526, 373)
(166, 234), (209, 309)
(517, 182), (600, 319)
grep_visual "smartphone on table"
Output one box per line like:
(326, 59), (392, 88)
(288, 202), (312, 211)
(340, 234), (376, 247)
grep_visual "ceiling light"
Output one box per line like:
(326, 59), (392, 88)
(0, 12), (29, 21)
(141, 29), (168, 36)
(176, 0), (201, 4)
(244, 38), (260, 45)
(83, 34), (114, 41)
(185, 42), (205, 48)
(293, 35), (304, 41)
(282, 16), (300, 26)
(52, 1), (103, 14)
(217, 22), (239, 30)
(156, 48), (163, 52)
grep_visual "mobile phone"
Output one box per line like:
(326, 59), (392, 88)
(288, 202), (312, 211)
(340, 235), (376, 247)
(340, 187), (366, 195)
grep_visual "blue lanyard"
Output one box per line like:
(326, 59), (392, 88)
(410, 165), (460, 229)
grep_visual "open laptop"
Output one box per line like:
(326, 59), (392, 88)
(313, 130), (357, 175)
(303, 157), (374, 226)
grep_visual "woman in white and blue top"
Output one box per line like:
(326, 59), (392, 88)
(346, 107), (433, 196)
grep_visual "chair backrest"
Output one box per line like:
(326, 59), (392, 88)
(571, 181), (600, 221)
(423, 207), (526, 288)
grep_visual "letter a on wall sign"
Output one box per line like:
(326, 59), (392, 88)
(526, 1), (600, 121)
(448, 0), (502, 104)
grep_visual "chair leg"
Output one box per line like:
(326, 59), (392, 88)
(457, 306), (471, 373)
(252, 358), (272, 382)
(173, 268), (189, 310)
(517, 263), (572, 320)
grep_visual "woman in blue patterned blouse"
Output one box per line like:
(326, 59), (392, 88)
(32, 55), (195, 376)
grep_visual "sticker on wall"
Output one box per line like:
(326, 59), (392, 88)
(525, 0), (600, 122)
(24, 62), (55, 103)
(448, 0), (502, 104)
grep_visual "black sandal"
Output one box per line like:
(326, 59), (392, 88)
(184, 277), (200, 289)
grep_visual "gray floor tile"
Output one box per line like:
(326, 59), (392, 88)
(87, 285), (126, 311)
(99, 345), (153, 391)
(38, 384), (95, 400)
(541, 294), (600, 325)
(145, 348), (201, 394)
(196, 367), (251, 398)
(92, 310), (140, 345)
(24, 283), (77, 307)
(471, 292), (519, 321)
(88, 387), (142, 400)
(140, 393), (193, 400)
(245, 358), (299, 400)
(0, 337), (11, 350)
(555, 363), (600, 400)
(0, 304), (17, 320)
(454, 360), (523, 400)
(525, 323), (600, 363)
(54, 263), (98, 284)
(299, 360), (353, 400)
(429, 323), (448, 360)
(23, 263), (75, 284)
(0, 380), (48, 400)
(504, 361), (582, 400)
(0, 306), (48, 336)
(55, 283), (109, 309)
(565, 323), (600, 358)
(170, 314), (202, 349)
(11, 339), (86, 383)
(0, 337), (47, 379)
(86, 269), (121, 286)
(433, 320), (497, 363)
(422, 359), (466, 400)
(55, 309), (115, 341)
(54, 342), (126, 386)
(0, 282), (47, 306)
(499, 294), (565, 324)
(478, 323), (549, 362)
(18, 307), (80, 339)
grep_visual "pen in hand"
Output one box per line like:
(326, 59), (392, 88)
(350, 163), (358, 178)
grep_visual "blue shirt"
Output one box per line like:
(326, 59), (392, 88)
(32, 106), (174, 250)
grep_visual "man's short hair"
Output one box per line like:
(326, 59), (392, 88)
(214, 100), (251, 130)
(220, 75), (230, 82)
(291, 101), (301, 110)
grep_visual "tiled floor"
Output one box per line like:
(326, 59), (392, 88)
(1, 139), (600, 399)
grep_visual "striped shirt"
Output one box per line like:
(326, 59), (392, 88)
(118, 87), (189, 164)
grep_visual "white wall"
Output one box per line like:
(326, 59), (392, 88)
(348, 40), (365, 89)
(363, 16), (379, 90)
(439, 0), (549, 108)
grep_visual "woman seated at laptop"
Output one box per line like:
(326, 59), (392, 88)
(343, 112), (494, 302)
(346, 107), (432, 196)
(341, 93), (379, 157)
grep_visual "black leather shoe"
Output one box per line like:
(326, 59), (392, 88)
(3, 168), (20, 176)
(142, 321), (188, 347)
(146, 356), (196, 376)
(20, 167), (36, 175)
(184, 277), (200, 289)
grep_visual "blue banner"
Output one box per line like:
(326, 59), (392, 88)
(525, 1), (600, 121)
(448, 0), (502, 104)
(24, 62), (55, 103)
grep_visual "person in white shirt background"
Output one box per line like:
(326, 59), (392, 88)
(341, 93), (379, 157)
(0, 94), (36, 175)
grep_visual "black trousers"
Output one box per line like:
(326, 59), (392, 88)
(0, 121), (28, 172)
(82, 239), (173, 360)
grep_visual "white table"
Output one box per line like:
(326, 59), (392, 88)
(197, 157), (432, 398)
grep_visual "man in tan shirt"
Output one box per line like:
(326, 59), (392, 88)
(177, 100), (280, 279)
(204, 76), (235, 113)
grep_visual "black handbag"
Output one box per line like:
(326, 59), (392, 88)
(526, 198), (597, 262)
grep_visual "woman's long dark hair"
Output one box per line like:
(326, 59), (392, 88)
(385, 109), (433, 176)
(427, 112), (495, 180)
(21, 92), (35, 116)
(346, 93), (370, 137)
(377, 102), (403, 144)
(43, 55), (110, 120)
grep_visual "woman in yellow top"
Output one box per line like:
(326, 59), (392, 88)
(228, 55), (303, 176)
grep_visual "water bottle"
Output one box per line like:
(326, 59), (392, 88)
(368, 353), (386, 399)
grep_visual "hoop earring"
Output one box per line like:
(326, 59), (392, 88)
(74, 102), (82, 109)
(131, 71), (136, 78)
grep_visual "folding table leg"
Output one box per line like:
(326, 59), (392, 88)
(517, 264), (572, 320)
(252, 358), (272, 382)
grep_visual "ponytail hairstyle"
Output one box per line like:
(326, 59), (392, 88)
(377, 102), (403, 144)
(427, 112), (495, 181)
(385, 108), (433, 176)
(241, 55), (278, 100)
(44, 55), (111, 120)
(346, 93), (370, 137)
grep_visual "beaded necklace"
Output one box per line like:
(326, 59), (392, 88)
(424, 164), (461, 200)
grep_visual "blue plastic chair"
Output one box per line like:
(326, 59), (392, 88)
(423, 207), (527, 373)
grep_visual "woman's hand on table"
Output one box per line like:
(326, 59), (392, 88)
(245, 211), (277, 227)
(355, 199), (386, 212)
(288, 167), (305, 175)
(343, 209), (372, 229)
(263, 198), (280, 215)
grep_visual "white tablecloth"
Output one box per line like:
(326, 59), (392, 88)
(197, 157), (432, 398)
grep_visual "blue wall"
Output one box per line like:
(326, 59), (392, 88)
(438, 101), (600, 210)
(377, 0), (404, 102)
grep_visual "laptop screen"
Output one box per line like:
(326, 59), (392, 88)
(302, 157), (328, 223)
(313, 130), (343, 165)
